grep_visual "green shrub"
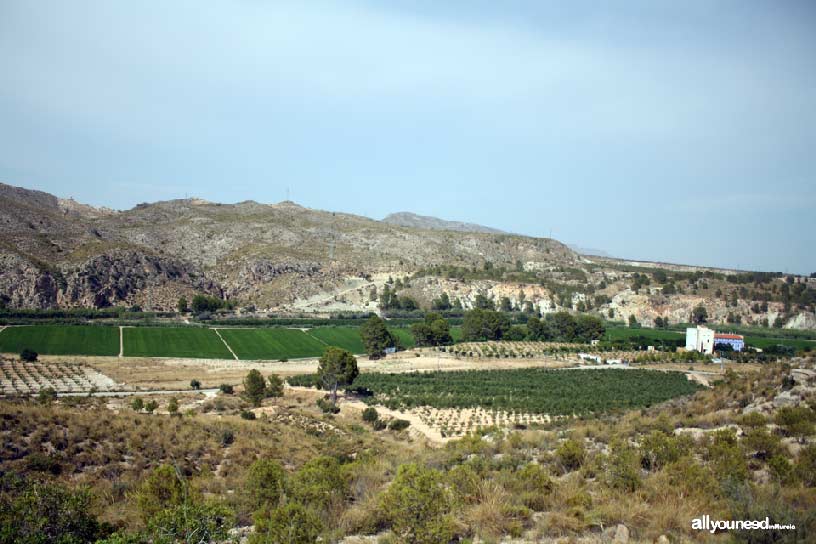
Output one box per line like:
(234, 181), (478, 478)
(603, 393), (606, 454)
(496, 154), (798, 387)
(136, 465), (185, 521)
(795, 445), (816, 486)
(388, 419), (411, 431)
(316, 398), (340, 414)
(220, 428), (235, 447)
(739, 411), (767, 428)
(446, 464), (481, 505)
(706, 430), (748, 484)
(36, 387), (57, 404)
(240, 410), (256, 420)
(555, 438), (585, 472)
(379, 463), (454, 544)
(512, 464), (553, 511)
(288, 456), (347, 512)
(130, 398), (144, 412)
(190, 379), (201, 390)
(768, 455), (794, 484)
(774, 406), (815, 442)
(267, 374), (284, 398)
(146, 501), (234, 544)
(144, 400), (158, 413)
(372, 419), (387, 431)
(20, 348), (38, 362)
(219, 383), (234, 395)
(0, 479), (103, 544)
(246, 458), (286, 509)
(639, 431), (686, 471)
(742, 428), (782, 460)
(24, 452), (62, 475)
(662, 456), (720, 499)
(362, 407), (379, 423)
(605, 440), (641, 492)
(250, 503), (323, 544)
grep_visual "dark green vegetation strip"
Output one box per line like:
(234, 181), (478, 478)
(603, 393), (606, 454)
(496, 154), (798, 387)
(353, 368), (702, 415)
(0, 325), (119, 356)
(606, 326), (814, 352)
(742, 336), (815, 351)
(123, 328), (233, 359)
(218, 328), (326, 360)
(605, 327), (683, 341)
(307, 327), (366, 354)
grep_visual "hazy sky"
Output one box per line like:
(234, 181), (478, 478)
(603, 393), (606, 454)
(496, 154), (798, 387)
(1, 1), (814, 273)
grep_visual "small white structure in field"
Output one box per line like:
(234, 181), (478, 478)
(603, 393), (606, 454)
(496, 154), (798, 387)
(686, 326), (715, 355)
(578, 353), (603, 364)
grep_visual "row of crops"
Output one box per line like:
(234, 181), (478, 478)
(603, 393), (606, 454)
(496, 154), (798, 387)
(348, 368), (702, 415)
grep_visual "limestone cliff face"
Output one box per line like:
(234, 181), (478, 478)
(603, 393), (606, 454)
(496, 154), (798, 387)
(0, 249), (220, 309)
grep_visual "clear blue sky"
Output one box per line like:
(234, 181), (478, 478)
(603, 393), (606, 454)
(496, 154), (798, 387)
(1, 1), (814, 274)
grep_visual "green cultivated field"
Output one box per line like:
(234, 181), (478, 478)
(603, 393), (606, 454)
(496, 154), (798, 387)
(353, 368), (702, 414)
(605, 327), (684, 342)
(607, 326), (814, 352)
(218, 328), (326, 360)
(307, 327), (366, 354)
(742, 335), (815, 351)
(0, 325), (119, 356)
(123, 328), (233, 359)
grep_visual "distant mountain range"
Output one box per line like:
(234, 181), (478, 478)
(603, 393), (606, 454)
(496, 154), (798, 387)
(382, 212), (505, 234)
(567, 244), (613, 258)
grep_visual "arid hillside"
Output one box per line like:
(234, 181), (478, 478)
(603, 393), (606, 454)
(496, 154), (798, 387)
(1, 182), (814, 328)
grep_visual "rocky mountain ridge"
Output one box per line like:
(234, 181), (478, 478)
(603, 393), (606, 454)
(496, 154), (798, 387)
(382, 211), (505, 234)
(1, 182), (814, 329)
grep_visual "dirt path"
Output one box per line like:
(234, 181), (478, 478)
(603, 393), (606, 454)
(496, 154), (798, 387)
(212, 329), (239, 360)
(118, 326), (124, 358)
(56, 388), (220, 398)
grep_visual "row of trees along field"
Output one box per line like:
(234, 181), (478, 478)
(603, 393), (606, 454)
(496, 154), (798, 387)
(461, 309), (604, 343)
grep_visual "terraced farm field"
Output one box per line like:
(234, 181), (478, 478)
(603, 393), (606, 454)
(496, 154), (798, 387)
(0, 325), (119, 356)
(354, 368), (702, 415)
(123, 328), (233, 359)
(218, 328), (325, 360)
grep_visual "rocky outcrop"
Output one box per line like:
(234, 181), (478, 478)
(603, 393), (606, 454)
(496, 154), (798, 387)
(0, 252), (60, 308)
(0, 248), (220, 310)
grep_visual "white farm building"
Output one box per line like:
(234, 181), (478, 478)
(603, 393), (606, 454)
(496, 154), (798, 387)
(685, 326), (715, 355)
